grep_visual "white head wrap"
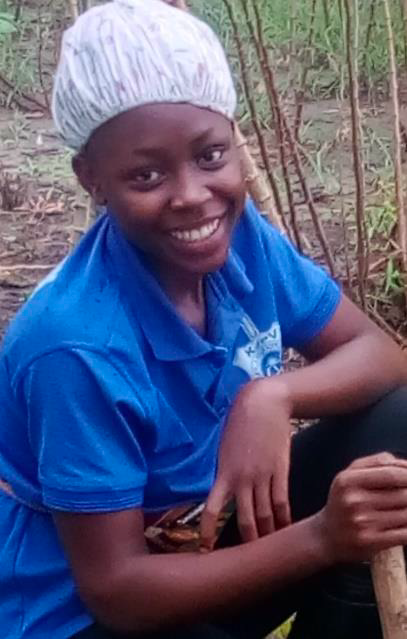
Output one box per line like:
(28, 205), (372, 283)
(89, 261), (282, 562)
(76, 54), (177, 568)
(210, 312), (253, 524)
(52, 0), (237, 150)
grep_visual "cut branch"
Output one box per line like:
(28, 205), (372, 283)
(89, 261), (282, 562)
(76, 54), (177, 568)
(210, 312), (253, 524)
(383, 0), (407, 304)
(294, 0), (317, 140)
(343, 0), (368, 308)
(363, 0), (377, 79)
(372, 547), (407, 639)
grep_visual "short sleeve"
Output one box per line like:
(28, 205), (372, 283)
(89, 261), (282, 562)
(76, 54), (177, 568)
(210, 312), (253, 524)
(23, 348), (148, 513)
(251, 203), (341, 348)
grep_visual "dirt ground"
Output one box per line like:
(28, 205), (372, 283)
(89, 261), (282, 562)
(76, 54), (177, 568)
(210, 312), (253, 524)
(0, 96), (405, 340)
(0, 106), (89, 336)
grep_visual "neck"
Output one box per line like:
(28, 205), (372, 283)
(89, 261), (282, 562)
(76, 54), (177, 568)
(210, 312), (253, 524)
(153, 263), (207, 336)
(155, 264), (204, 305)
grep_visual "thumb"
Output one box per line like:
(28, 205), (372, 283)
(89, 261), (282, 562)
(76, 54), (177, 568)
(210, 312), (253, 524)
(200, 481), (229, 551)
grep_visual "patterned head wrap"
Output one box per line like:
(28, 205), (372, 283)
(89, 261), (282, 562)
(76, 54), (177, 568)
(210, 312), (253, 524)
(52, 0), (237, 150)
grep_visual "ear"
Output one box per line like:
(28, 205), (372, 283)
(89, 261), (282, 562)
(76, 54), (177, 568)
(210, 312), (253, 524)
(72, 153), (106, 205)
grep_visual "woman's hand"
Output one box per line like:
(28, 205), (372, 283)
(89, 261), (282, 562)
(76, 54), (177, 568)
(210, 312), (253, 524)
(200, 379), (293, 550)
(317, 453), (407, 563)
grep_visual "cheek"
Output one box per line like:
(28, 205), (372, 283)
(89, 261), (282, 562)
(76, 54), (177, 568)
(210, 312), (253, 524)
(220, 161), (246, 207)
(108, 185), (165, 221)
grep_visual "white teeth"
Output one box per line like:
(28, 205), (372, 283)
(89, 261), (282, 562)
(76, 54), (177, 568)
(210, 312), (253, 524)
(170, 218), (220, 243)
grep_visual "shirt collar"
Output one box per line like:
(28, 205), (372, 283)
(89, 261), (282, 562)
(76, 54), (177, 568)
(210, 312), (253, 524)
(106, 215), (253, 362)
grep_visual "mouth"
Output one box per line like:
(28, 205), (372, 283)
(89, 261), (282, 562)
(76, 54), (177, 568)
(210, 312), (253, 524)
(168, 217), (221, 244)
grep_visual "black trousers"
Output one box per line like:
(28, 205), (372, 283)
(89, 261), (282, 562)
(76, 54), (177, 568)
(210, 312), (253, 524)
(73, 387), (407, 639)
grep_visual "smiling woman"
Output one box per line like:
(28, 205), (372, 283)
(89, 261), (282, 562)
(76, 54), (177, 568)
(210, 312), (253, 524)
(0, 2), (407, 639)
(74, 104), (245, 295)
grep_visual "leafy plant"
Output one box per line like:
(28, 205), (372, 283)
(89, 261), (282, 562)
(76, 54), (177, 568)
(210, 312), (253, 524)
(0, 11), (16, 35)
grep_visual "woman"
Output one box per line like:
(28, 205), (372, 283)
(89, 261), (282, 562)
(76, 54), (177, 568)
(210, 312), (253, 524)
(0, 1), (406, 638)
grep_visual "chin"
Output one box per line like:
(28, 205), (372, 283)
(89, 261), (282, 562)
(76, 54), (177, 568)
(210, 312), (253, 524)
(180, 247), (230, 276)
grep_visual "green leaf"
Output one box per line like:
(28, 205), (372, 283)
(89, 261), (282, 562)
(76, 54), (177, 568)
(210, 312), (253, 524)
(0, 12), (16, 35)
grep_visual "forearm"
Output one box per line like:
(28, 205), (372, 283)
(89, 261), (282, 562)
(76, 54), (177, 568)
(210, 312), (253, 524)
(272, 332), (407, 419)
(83, 516), (329, 633)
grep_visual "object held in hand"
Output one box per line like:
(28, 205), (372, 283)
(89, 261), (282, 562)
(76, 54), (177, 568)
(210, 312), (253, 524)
(145, 502), (233, 553)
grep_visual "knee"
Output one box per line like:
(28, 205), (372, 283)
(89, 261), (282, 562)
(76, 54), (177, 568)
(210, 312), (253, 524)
(355, 386), (407, 457)
(373, 385), (407, 422)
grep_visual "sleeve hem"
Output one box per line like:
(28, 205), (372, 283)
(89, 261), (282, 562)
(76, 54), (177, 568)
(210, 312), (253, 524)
(43, 485), (144, 512)
(287, 281), (341, 348)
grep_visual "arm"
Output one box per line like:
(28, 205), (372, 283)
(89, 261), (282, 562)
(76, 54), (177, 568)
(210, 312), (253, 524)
(200, 294), (407, 547)
(266, 294), (407, 418)
(54, 509), (328, 634)
(54, 454), (407, 635)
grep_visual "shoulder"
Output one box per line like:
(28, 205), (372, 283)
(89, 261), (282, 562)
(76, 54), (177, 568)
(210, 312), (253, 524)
(233, 199), (292, 257)
(231, 199), (300, 279)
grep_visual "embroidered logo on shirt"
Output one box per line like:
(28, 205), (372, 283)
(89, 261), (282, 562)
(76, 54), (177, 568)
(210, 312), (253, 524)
(233, 315), (282, 379)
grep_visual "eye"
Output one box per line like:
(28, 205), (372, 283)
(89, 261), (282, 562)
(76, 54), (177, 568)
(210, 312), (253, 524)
(130, 169), (164, 191)
(198, 147), (226, 169)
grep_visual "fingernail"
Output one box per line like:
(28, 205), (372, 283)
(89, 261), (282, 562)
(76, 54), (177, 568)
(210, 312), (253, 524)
(199, 546), (210, 554)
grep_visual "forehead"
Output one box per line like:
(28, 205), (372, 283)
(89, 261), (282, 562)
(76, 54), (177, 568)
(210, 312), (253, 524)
(88, 103), (233, 159)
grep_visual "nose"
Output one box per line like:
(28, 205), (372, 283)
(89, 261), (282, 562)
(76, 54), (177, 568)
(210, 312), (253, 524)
(169, 165), (211, 211)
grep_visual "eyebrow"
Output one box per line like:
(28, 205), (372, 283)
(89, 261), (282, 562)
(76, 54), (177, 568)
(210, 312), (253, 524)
(129, 127), (222, 158)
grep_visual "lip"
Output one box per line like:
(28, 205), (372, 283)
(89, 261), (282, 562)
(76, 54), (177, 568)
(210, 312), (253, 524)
(164, 213), (230, 255)
(165, 214), (225, 234)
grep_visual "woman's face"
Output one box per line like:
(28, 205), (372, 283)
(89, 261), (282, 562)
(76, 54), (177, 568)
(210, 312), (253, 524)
(75, 103), (246, 278)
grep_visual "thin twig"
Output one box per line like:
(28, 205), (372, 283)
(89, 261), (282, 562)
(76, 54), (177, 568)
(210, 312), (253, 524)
(37, 1), (51, 113)
(363, 0), (377, 81)
(401, 0), (407, 68)
(294, 0), (317, 140)
(383, 0), (407, 308)
(14, 0), (25, 21)
(343, 0), (368, 308)
(0, 264), (55, 272)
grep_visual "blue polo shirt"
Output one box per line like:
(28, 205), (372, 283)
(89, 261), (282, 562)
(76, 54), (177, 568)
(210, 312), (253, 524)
(0, 200), (340, 638)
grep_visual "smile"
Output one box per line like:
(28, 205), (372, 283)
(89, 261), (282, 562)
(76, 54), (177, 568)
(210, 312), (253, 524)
(169, 218), (220, 243)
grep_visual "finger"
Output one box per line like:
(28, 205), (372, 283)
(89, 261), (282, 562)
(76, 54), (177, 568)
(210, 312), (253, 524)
(379, 508), (407, 530)
(354, 488), (407, 511)
(254, 480), (275, 536)
(237, 485), (258, 543)
(343, 466), (407, 490)
(366, 526), (407, 553)
(350, 453), (407, 470)
(271, 466), (291, 529)
(200, 482), (229, 551)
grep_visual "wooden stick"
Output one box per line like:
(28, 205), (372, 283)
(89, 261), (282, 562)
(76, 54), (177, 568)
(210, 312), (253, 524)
(343, 0), (368, 308)
(389, 0), (407, 300)
(69, 0), (79, 22)
(372, 548), (407, 638)
(234, 128), (285, 231)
